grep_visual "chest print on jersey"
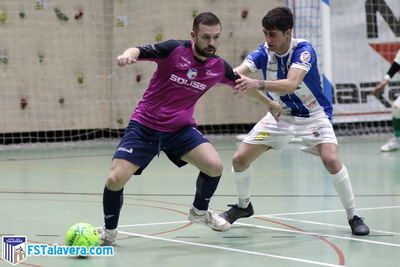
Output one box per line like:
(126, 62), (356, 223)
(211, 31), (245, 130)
(187, 68), (198, 79)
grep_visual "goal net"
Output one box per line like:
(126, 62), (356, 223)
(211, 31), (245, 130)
(289, 0), (400, 135)
(1, 0), (399, 146)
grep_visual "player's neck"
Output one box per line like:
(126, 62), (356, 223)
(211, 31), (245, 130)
(191, 42), (208, 62)
(193, 53), (207, 62)
(275, 39), (292, 55)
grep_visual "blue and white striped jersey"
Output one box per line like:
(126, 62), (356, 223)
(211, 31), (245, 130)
(243, 38), (332, 120)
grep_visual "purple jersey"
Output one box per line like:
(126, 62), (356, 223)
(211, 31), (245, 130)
(131, 40), (238, 132)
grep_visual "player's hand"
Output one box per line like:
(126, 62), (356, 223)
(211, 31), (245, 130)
(268, 101), (284, 121)
(234, 76), (258, 96)
(117, 54), (137, 67)
(372, 80), (388, 97)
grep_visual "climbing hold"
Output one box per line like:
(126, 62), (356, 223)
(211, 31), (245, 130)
(117, 118), (124, 125)
(77, 75), (84, 84)
(19, 12), (26, 19)
(155, 32), (163, 42)
(0, 10), (7, 23)
(38, 53), (44, 63)
(20, 98), (28, 109)
(58, 98), (65, 104)
(192, 10), (198, 19)
(241, 9), (249, 19)
(35, 0), (44, 10)
(74, 9), (83, 20)
(54, 8), (69, 21)
(116, 16), (128, 27)
(0, 55), (8, 64)
(136, 74), (141, 83)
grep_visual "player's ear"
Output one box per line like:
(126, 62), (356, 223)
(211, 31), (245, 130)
(285, 29), (292, 37)
(190, 31), (196, 39)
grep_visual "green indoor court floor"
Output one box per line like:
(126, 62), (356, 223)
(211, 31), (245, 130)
(0, 135), (399, 267)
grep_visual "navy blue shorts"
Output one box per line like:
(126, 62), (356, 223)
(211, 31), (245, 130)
(113, 120), (209, 175)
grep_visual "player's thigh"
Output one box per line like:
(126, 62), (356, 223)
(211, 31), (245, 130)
(110, 158), (140, 179)
(181, 142), (223, 176)
(113, 120), (160, 175)
(300, 116), (338, 156)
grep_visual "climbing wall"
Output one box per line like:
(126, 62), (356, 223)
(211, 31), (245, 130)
(0, 0), (284, 135)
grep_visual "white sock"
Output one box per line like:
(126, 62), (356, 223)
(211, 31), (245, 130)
(331, 165), (356, 220)
(233, 166), (252, 208)
(192, 206), (206, 215)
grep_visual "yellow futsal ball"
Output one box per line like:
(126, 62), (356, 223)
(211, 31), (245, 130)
(65, 223), (100, 248)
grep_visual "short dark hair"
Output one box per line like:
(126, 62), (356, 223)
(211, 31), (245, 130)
(192, 12), (221, 32)
(262, 7), (293, 32)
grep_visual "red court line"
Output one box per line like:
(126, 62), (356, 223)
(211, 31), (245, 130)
(255, 217), (346, 266)
(2, 194), (346, 265)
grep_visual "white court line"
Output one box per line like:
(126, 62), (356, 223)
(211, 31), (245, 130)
(235, 222), (400, 248)
(118, 230), (344, 267)
(266, 205), (400, 217)
(118, 221), (189, 228)
(259, 215), (400, 236)
(117, 219), (400, 247)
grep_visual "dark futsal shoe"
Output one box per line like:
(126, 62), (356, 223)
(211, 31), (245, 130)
(348, 215), (370, 236)
(219, 202), (255, 224)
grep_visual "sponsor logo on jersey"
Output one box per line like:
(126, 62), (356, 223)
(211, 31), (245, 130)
(300, 51), (311, 63)
(186, 68), (198, 79)
(170, 74), (207, 90)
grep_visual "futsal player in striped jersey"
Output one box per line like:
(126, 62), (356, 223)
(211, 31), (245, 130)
(98, 12), (283, 245)
(219, 7), (370, 235)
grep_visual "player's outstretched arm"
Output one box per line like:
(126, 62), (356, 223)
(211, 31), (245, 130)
(234, 63), (252, 76)
(237, 75), (284, 120)
(373, 79), (389, 97)
(373, 54), (400, 97)
(256, 67), (306, 94)
(117, 47), (140, 67)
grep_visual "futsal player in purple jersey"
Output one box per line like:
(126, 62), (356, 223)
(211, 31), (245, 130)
(97, 12), (283, 245)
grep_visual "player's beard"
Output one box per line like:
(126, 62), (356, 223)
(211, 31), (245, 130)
(194, 43), (216, 58)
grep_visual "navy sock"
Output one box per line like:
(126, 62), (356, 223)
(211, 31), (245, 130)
(103, 186), (124, 229)
(193, 172), (221, 211)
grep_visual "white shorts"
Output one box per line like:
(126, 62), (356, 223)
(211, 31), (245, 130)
(243, 113), (338, 155)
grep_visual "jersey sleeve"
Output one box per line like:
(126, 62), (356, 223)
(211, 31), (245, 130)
(218, 60), (241, 88)
(290, 43), (316, 73)
(386, 49), (400, 79)
(137, 40), (183, 61)
(243, 43), (268, 73)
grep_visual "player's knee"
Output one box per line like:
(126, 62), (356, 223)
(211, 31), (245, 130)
(106, 173), (127, 190)
(205, 161), (223, 177)
(321, 154), (341, 173)
(232, 154), (250, 171)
